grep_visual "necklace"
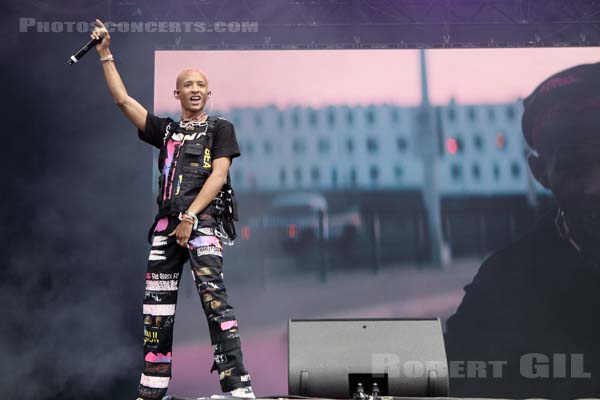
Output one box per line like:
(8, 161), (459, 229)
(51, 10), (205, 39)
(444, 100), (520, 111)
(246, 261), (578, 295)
(180, 113), (208, 130)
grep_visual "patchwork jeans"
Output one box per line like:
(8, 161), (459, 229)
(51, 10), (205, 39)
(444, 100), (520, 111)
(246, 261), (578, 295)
(137, 215), (251, 400)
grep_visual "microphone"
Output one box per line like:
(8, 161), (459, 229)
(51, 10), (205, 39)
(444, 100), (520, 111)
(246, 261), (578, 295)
(68, 35), (103, 65)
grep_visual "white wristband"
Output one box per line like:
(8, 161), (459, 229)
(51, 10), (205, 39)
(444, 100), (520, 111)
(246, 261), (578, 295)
(178, 211), (199, 230)
(100, 54), (114, 62)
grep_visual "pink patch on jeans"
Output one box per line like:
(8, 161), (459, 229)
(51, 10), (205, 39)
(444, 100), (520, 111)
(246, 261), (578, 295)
(155, 217), (169, 232)
(188, 235), (222, 250)
(145, 352), (172, 363)
(220, 320), (238, 331)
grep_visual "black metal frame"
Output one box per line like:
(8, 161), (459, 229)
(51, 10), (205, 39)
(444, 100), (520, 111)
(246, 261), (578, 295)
(25, 0), (600, 49)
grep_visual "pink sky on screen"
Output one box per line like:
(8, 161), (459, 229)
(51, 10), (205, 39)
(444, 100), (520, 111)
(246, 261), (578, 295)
(154, 48), (599, 114)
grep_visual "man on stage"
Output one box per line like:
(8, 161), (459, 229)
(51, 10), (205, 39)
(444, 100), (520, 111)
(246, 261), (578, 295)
(445, 62), (600, 398)
(91, 20), (255, 400)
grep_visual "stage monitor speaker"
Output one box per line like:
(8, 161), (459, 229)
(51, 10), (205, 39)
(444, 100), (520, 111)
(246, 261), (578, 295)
(288, 318), (448, 398)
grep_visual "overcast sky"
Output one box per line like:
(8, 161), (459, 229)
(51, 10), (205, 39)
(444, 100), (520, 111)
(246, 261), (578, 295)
(154, 48), (599, 114)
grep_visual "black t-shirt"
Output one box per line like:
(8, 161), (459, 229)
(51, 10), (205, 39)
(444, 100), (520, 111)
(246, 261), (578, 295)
(137, 112), (241, 162)
(444, 211), (600, 398)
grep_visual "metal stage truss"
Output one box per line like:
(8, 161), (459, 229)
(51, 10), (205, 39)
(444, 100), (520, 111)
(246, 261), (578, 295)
(22, 0), (600, 49)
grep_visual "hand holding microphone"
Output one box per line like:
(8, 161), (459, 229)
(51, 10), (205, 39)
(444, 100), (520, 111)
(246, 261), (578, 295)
(68, 19), (111, 65)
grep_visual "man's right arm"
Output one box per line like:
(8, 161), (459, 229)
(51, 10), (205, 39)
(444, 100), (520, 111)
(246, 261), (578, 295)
(93, 19), (147, 132)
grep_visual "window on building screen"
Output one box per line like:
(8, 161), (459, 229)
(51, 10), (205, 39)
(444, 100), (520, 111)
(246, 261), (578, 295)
(446, 136), (464, 155)
(456, 137), (465, 153)
(390, 108), (400, 124)
(263, 140), (272, 155)
(511, 162), (522, 179)
(292, 109), (300, 128)
(493, 163), (501, 181)
(350, 168), (357, 186)
(331, 168), (338, 187)
(366, 137), (378, 154)
(277, 113), (284, 129)
(370, 165), (379, 182)
(467, 107), (476, 122)
(394, 164), (403, 181)
(496, 131), (507, 150)
(506, 104), (516, 121)
(451, 163), (463, 181)
(487, 107), (496, 122)
(294, 167), (302, 184)
(397, 136), (408, 152)
(472, 163), (481, 180)
(292, 138), (306, 154)
(309, 109), (318, 127)
(279, 168), (286, 185)
(346, 138), (354, 154)
(327, 109), (335, 127)
(311, 166), (320, 183)
(318, 138), (330, 154)
(447, 108), (456, 122)
(366, 108), (375, 125)
(347, 109), (354, 126)
(473, 134), (484, 151)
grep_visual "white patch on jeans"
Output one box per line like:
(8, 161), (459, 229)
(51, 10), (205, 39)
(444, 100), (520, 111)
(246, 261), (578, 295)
(145, 280), (178, 291)
(197, 227), (215, 235)
(149, 249), (166, 261)
(143, 304), (175, 316)
(140, 373), (170, 388)
(197, 245), (222, 257)
(241, 374), (251, 382)
(206, 282), (219, 290)
(152, 235), (168, 247)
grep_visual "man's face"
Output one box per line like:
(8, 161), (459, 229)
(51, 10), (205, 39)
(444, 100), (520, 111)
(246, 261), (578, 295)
(175, 69), (209, 114)
(537, 120), (600, 244)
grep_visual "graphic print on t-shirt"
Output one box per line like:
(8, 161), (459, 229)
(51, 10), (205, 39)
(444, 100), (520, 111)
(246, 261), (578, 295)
(162, 122), (209, 201)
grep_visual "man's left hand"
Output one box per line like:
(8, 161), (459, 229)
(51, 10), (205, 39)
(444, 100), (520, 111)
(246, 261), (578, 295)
(169, 221), (193, 247)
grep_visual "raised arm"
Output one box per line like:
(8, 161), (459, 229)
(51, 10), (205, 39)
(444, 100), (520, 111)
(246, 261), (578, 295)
(92, 19), (148, 131)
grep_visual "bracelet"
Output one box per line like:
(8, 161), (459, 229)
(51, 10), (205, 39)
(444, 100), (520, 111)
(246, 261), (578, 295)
(178, 211), (198, 229)
(181, 215), (195, 225)
(100, 54), (114, 63)
(179, 214), (196, 228)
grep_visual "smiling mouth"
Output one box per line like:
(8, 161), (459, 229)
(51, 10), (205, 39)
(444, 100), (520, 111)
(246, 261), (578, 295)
(190, 96), (201, 102)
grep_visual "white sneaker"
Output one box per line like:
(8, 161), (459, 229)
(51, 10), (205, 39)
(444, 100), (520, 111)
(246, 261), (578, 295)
(230, 387), (255, 399)
(210, 386), (255, 399)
